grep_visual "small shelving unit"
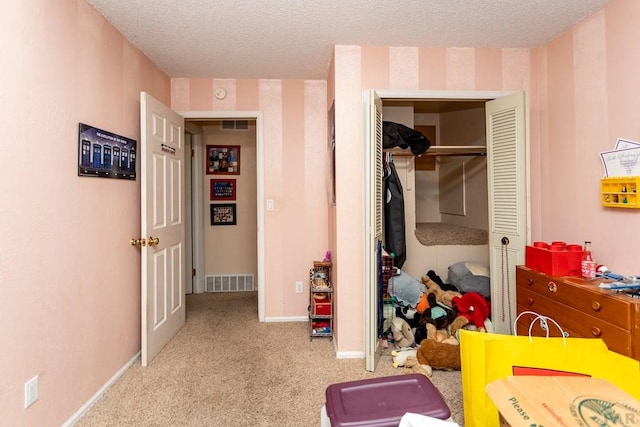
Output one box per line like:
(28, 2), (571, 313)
(308, 261), (333, 340)
(601, 176), (640, 208)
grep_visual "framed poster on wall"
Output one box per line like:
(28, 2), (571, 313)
(206, 145), (240, 175)
(210, 179), (236, 201)
(210, 203), (237, 226)
(78, 123), (137, 180)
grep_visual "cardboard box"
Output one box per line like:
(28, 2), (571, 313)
(486, 376), (640, 427)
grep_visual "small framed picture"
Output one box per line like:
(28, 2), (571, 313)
(210, 203), (237, 226)
(210, 179), (236, 201)
(206, 145), (240, 175)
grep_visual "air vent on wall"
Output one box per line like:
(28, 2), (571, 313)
(221, 120), (249, 131)
(205, 274), (255, 292)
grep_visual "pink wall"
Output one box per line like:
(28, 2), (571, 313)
(0, 1), (169, 424)
(333, 0), (640, 354)
(3, 0), (638, 423)
(333, 45), (531, 352)
(533, 1), (640, 272)
(172, 78), (330, 319)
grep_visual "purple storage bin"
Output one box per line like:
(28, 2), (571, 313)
(325, 374), (451, 427)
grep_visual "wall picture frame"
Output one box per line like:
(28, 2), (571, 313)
(78, 123), (137, 180)
(210, 179), (236, 201)
(206, 145), (240, 175)
(210, 203), (237, 226)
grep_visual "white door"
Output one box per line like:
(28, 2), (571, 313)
(364, 90), (384, 371)
(140, 92), (186, 366)
(486, 91), (529, 334)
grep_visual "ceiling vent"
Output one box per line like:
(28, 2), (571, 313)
(221, 120), (249, 131)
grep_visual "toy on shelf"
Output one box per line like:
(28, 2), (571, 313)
(308, 260), (333, 340)
(601, 176), (640, 208)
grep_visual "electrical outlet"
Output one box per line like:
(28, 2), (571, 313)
(295, 281), (303, 294)
(24, 375), (38, 408)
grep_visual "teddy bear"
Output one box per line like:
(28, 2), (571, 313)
(451, 291), (490, 331)
(418, 277), (462, 311)
(391, 316), (415, 349)
(391, 348), (417, 368)
(402, 355), (432, 377)
(416, 330), (461, 372)
(424, 322), (458, 346)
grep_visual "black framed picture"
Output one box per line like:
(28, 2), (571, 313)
(78, 123), (137, 180)
(210, 203), (237, 226)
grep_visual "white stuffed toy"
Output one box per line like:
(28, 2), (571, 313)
(392, 348), (417, 368)
(391, 317), (415, 349)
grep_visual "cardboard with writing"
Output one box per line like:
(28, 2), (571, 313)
(486, 376), (640, 427)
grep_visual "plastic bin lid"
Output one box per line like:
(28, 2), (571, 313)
(325, 374), (451, 427)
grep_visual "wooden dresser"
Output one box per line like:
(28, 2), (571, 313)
(516, 265), (640, 361)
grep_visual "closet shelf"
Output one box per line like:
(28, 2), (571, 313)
(385, 145), (486, 157)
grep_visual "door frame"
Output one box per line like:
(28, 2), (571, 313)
(364, 89), (529, 369)
(179, 110), (265, 321)
(184, 124), (203, 295)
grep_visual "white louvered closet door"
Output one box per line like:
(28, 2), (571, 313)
(486, 91), (529, 335)
(364, 90), (383, 371)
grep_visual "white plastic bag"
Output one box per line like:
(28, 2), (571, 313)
(398, 412), (460, 427)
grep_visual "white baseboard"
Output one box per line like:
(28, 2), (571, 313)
(61, 351), (140, 426)
(264, 316), (308, 322)
(336, 351), (365, 359)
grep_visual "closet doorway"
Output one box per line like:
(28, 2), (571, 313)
(364, 90), (530, 371)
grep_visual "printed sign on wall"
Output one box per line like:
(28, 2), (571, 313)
(78, 123), (137, 180)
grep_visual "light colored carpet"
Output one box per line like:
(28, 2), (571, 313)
(415, 222), (488, 246)
(75, 292), (464, 426)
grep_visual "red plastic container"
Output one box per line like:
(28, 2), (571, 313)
(525, 242), (584, 277)
(314, 301), (331, 316)
(325, 374), (450, 426)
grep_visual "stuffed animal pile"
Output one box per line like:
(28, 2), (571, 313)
(387, 271), (491, 376)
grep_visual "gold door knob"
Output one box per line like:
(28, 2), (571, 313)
(130, 238), (147, 247)
(147, 237), (159, 246)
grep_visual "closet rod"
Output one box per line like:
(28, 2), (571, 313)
(385, 146), (486, 157)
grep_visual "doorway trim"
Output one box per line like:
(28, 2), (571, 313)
(180, 110), (265, 322)
(375, 89), (515, 102)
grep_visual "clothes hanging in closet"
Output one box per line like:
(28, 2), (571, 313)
(383, 153), (406, 269)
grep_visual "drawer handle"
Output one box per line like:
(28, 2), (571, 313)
(547, 282), (557, 293)
(591, 301), (601, 311)
(591, 327), (602, 337)
(527, 278), (534, 286)
(527, 297), (534, 305)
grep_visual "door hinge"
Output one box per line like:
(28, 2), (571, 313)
(191, 149), (195, 158)
(192, 268), (196, 277)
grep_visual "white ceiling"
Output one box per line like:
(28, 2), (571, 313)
(86, 0), (611, 80)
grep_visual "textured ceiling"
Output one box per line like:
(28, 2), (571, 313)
(86, 0), (611, 80)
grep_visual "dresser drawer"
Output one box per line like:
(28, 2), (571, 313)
(516, 267), (631, 330)
(517, 287), (633, 356)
